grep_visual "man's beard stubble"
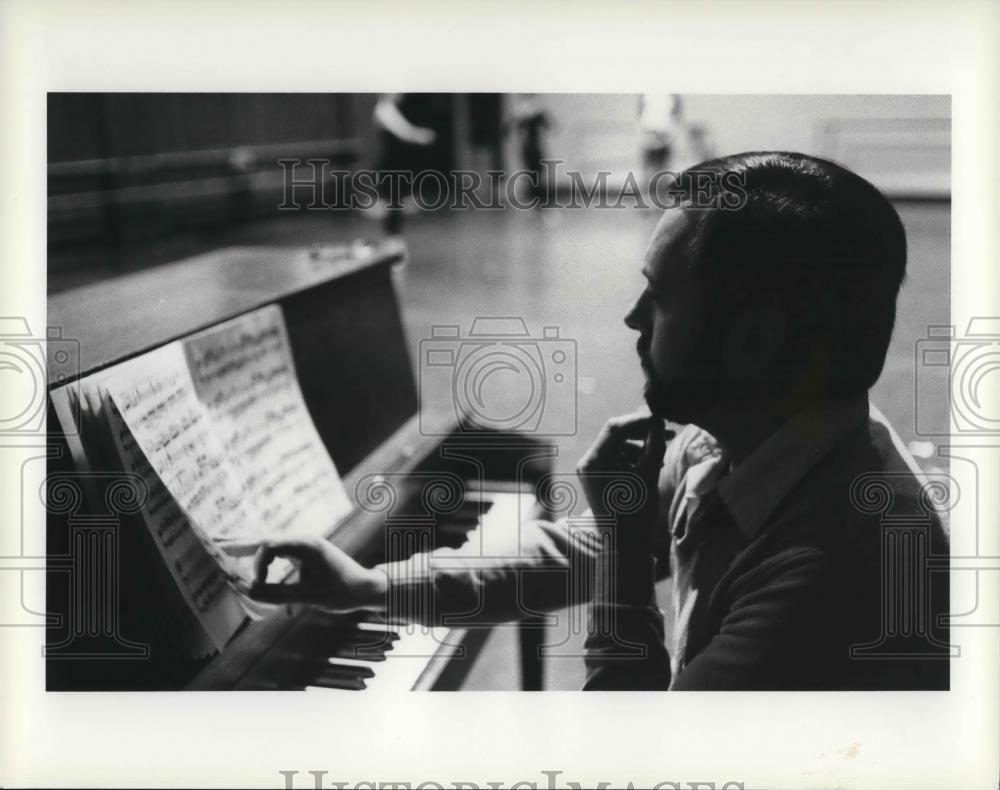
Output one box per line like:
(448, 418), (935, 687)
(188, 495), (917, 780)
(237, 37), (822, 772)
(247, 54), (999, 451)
(640, 355), (722, 426)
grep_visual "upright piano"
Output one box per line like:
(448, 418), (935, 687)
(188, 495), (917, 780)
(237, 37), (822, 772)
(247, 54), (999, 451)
(46, 244), (553, 691)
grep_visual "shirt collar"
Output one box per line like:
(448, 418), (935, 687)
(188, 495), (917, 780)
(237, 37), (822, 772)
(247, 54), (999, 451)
(714, 396), (869, 541)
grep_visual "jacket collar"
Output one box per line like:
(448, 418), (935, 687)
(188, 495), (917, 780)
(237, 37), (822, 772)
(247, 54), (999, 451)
(713, 396), (870, 542)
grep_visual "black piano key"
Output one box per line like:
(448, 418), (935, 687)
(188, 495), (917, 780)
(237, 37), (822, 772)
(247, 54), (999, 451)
(351, 632), (400, 658)
(325, 642), (387, 662)
(313, 664), (370, 682)
(324, 661), (376, 678)
(310, 676), (367, 691)
(304, 610), (403, 640)
(296, 659), (368, 683)
(312, 626), (399, 653)
(308, 668), (368, 691)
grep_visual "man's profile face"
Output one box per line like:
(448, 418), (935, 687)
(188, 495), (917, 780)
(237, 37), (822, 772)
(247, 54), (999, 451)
(625, 208), (720, 423)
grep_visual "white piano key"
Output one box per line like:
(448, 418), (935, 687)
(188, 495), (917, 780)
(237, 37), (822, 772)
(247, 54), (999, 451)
(354, 621), (397, 634)
(350, 626), (452, 694)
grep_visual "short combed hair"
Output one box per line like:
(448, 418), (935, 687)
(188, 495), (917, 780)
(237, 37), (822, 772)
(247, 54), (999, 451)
(674, 151), (908, 399)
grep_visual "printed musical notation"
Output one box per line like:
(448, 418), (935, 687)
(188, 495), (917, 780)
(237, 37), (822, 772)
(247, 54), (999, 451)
(105, 344), (262, 560)
(101, 344), (250, 650)
(101, 305), (352, 638)
(182, 305), (352, 542)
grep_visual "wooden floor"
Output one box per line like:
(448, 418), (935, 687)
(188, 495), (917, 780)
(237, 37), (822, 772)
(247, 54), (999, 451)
(49, 200), (951, 689)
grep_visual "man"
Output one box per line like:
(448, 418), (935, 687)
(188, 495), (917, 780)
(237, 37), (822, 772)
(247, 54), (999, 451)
(252, 152), (950, 690)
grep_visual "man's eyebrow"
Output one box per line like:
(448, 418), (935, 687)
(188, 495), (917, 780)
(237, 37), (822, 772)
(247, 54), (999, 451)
(641, 266), (666, 287)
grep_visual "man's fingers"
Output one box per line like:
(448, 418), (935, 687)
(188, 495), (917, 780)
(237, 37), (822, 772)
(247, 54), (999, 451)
(588, 413), (655, 462)
(248, 581), (328, 605)
(639, 419), (670, 471)
(253, 545), (276, 584)
(620, 439), (644, 458)
(580, 414), (675, 485)
(606, 412), (656, 438)
(253, 539), (319, 584)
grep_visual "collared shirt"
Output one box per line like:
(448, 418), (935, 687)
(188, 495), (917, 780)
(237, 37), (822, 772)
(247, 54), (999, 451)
(378, 396), (872, 688)
(664, 395), (870, 681)
(667, 450), (733, 683)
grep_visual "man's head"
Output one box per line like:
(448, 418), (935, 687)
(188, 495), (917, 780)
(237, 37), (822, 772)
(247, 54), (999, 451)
(626, 151), (907, 425)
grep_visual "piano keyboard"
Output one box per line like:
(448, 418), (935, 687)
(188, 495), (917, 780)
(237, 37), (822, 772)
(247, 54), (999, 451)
(225, 490), (536, 692)
(250, 614), (455, 693)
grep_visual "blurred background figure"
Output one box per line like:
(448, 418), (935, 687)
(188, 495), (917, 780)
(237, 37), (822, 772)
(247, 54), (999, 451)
(371, 93), (451, 243)
(638, 93), (683, 181)
(504, 93), (551, 204)
(686, 121), (717, 163)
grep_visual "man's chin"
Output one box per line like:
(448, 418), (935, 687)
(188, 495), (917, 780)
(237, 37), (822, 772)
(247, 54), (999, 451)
(643, 381), (703, 425)
(643, 383), (682, 422)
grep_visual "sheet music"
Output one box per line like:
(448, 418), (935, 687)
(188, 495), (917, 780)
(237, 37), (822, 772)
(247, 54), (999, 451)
(105, 305), (351, 583)
(182, 305), (352, 541)
(54, 304), (354, 652)
(50, 361), (249, 653)
(104, 396), (247, 651)
(94, 343), (252, 649)
(103, 342), (263, 585)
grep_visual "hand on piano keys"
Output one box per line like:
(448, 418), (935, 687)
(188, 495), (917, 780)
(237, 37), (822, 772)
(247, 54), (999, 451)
(237, 610), (453, 693)
(187, 489), (535, 691)
(249, 537), (389, 613)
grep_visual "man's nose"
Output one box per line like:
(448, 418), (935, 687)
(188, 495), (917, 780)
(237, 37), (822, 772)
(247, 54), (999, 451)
(624, 292), (647, 331)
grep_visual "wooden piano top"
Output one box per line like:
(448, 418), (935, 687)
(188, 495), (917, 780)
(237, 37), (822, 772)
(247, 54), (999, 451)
(47, 243), (401, 387)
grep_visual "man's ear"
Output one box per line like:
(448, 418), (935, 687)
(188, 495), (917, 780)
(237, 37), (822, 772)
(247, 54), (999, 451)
(721, 301), (787, 378)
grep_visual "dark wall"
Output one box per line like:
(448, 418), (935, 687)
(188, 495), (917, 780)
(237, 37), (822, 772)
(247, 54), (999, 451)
(48, 93), (376, 249)
(47, 94), (507, 292)
(49, 94), (364, 160)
